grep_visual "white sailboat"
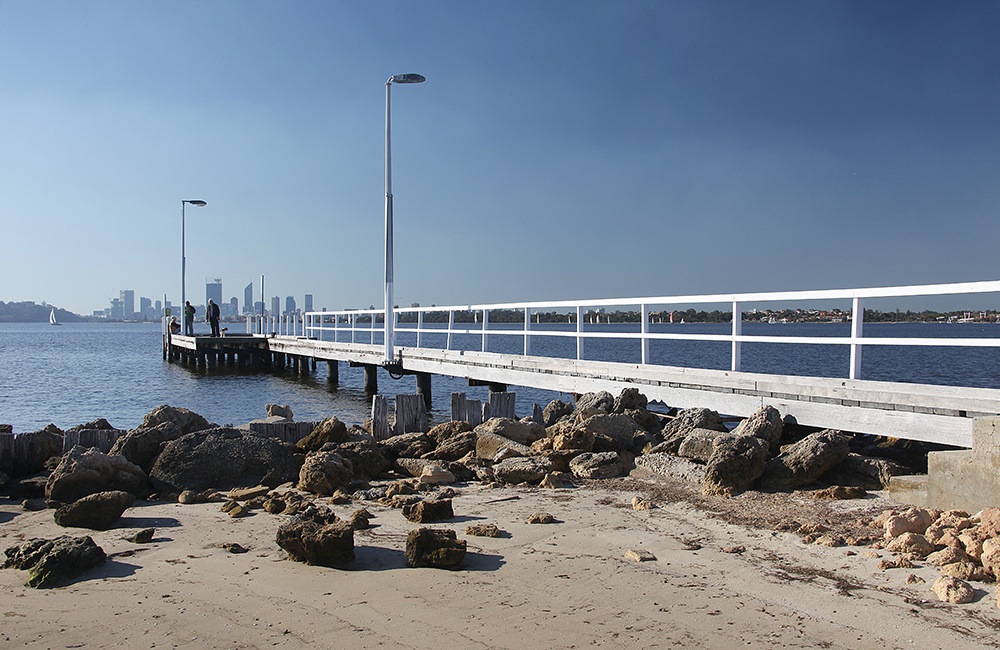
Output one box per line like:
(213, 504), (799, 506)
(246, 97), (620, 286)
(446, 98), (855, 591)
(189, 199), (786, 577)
(49, 308), (61, 326)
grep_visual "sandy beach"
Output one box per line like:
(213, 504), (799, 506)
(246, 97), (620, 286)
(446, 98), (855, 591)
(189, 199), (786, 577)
(3, 472), (999, 650)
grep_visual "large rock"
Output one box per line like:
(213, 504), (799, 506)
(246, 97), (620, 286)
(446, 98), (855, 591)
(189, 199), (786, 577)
(426, 420), (474, 445)
(265, 403), (293, 419)
(475, 418), (545, 446)
(476, 430), (533, 460)
(569, 452), (624, 480)
(3, 535), (107, 588)
(730, 405), (783, 453)
(108, 422), (185, 474)
(424, 430), (477, 461)
(148, 428), (300, 493)
(579, 414), (643, 454)
(932, 576), (975, 604)
(298, 451), (353, 496)
(405, 528), (466, 569)
(575, 391), (614, 414)
(53, 490), (135, 530)
(402, 499), (454, 523)
(655, 408), (728, 454)
(45, 446), (148, 503)
(141, 405), (214, 434)
(677, 429), (732, 463)
(633, 454), (707, 483)
(702, 435), (769, 497)
(296, 417), (349, 453)
(380, 432), (435, 461)
(758, 430), (851, 491)
(546, 421), (595, 452)
(333, 439), (390, 480)
(276, 518), (354, 567)
(541, 399), (574, 426)
(492, 456), (554, 484)
(612, 388), (648, 413)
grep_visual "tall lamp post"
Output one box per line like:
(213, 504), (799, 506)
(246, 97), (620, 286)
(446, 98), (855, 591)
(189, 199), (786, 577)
(384, 73), (425, 365)
(181, 199), (207, 311)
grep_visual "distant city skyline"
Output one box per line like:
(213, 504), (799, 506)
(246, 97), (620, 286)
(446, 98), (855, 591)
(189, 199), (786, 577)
(3, 2), (1000, 315)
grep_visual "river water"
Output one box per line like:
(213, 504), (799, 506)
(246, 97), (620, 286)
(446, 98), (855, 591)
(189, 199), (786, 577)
(2, 321), (999, 433)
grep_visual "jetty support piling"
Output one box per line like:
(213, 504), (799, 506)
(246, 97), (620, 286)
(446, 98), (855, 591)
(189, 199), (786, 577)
(416, 372), (432, 408)
(327, 360), (339, 385)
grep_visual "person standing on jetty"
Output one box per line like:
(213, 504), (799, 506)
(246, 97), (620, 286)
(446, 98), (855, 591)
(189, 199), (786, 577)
(207, 299), (221, 337)
(184, 301), (196, 336)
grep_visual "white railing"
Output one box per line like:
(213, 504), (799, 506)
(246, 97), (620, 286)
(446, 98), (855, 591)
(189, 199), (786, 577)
(246, 313), (307, 337)
(297, 280), (1000, 381)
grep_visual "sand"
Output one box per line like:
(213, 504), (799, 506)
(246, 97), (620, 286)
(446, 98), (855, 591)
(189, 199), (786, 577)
(2, 474), (999, 649)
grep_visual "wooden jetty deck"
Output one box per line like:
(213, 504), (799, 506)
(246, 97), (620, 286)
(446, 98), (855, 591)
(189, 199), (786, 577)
(163, 331), (1000, 448)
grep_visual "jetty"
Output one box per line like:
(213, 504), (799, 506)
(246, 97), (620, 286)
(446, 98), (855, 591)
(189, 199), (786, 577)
(162, 280), (1000, 451)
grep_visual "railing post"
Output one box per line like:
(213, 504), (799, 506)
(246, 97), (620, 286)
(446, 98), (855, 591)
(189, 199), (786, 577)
(731, 300), (742, 372)
(524, 308), (532, 356)
(417, 311), (424, 348)
(482, 309), (490, 352)
(850, 297), (864, 379)
(576, 305), (584, 360)
(447, 310), (455, 350)
(640, 303), (649, 364)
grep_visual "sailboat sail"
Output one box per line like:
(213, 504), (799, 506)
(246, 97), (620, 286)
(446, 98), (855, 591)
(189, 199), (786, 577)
(50, 308), (60, 326)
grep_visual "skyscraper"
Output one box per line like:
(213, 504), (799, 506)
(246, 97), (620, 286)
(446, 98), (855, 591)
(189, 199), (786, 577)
(244, 283), (253, 315)
(271, 296), (280, 317)
(285, 295), (296, 315)
(304, 294), (313, 313)
(206, 278), (223, 308)
(120, 289), (135, 320)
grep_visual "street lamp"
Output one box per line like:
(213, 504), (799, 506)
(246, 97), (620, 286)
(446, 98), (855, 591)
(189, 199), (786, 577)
(181, 199), (207, 313)
(384, 73), (425, 365)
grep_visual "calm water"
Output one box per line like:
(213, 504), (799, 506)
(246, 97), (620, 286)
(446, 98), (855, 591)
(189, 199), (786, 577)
(3, 321), (1000, 433)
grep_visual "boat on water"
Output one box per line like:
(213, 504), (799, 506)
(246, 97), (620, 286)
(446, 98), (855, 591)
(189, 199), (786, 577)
(49, 308), (61, 326)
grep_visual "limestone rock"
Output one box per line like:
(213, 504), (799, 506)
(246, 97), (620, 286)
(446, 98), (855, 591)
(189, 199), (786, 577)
(730, 405), (783, 453)
(979, 507), (1000, 537)
(568, 452), (623, 480)
(128, 528), (155, 544)
(108, 422), (185, 475)
(149, 428), (300, 493)
(812, 485), (867, 500)
(624, 548), (656, 563)
(265, 403), (293, 419)
(140, 405), (214, 434)
(419, 464), (457, 485)
(298, 451), (353, 496)
(884, 508), (935, 538)
(575, 391), (614, 414)
(758, 430), (851, 491)
(402, 499), (454, 523)
(702, 435), (768, 497)
(980, 538), (1000, 580)
(527, 512), (555, 524)
(466, 523), (503, 537)
(541, 399), (574, 427)
(426, 420), (474, 445)
(475, 430), (533, 460)
(885, 532), (935, 558)
(940, 561), (993, 583)
(677, 429), (730, 463)
(579, 414), (643, 454)
(539, 472), (567, 489)
(925, 546), (971, 567)
(546, 421), (595, 452)
(632, 454), (707, 484)
(820, 453), (908, 490)
(493, 456), (554, 484)
(424, 430), (477, 461)
(45, 446), (148, 503)
(275, 518), (355, 567)
(380, 432), (435, 461)
(405, 528), (466, 569)
(475, 418), (545, 446)
(655, 408), (728, 454)
(932, 575), (976, 604)
(53, 490), (134, 530)
(296, 417), (349, 453)
(3, 535), (107, 588)
(322, 439), (389, 481)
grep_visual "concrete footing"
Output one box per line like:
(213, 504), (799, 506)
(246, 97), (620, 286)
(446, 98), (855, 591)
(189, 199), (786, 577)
(889, 416), (1000, 511)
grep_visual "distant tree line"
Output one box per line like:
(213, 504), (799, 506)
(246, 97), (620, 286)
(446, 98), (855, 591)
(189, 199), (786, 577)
(0, 301), (83, 323)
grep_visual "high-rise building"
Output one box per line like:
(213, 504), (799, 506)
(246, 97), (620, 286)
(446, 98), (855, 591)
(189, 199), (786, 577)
(139, 296), (153, 321)
(304, 294), (313, 313)
(243, 283), (253, 315)
(271, 296), (280, 317)
(285, 296), (296, 315)
(110, 297), (124, 321)
(120, 290), (135, 320)
(206, 278), (223, 308)
(227, 297), (238, 318)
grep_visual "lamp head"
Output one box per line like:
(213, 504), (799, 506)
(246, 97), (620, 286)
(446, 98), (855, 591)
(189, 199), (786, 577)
(184, 200), (207, 207)
(388, 73), (426, 85)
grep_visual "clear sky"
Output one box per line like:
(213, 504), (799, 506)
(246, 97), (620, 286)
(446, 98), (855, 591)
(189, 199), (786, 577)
(2, 1), (999, 316)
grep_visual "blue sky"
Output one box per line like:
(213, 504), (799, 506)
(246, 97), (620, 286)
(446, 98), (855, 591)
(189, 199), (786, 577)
(2, 1), (999, 315)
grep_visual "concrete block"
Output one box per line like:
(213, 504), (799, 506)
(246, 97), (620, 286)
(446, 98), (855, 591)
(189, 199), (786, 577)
(889, 474), (928, 509)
